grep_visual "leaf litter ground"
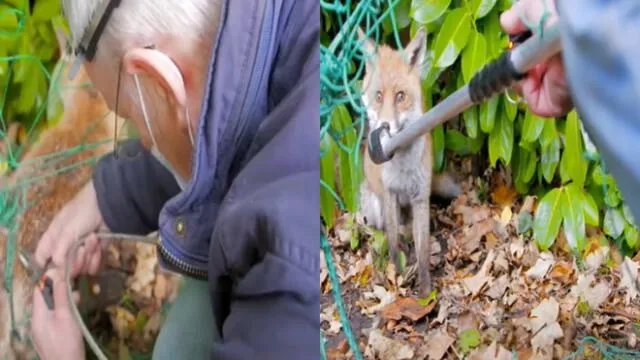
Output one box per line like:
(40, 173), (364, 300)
(321, 158), (640, 360)
(86, 237), (182, 359)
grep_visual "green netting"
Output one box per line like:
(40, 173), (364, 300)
(0, 3), (113, 345)
(319, 1), (640, 359)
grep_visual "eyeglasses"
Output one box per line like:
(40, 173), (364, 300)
(65, 0), (122, 80)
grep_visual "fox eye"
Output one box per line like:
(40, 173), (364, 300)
(395, 91), (406, 103)
(375, 91), (383, 103)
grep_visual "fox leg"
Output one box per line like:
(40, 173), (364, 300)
(383, 190), (401, 271)
(412, 199), (432, 298)
(359, 183), (384, 230)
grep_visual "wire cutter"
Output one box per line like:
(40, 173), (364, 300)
(18, 248), (55, 310)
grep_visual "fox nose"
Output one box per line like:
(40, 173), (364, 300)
(381, 119), (400, 135)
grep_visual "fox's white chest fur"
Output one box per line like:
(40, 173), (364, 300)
(381, 136), (430, 206)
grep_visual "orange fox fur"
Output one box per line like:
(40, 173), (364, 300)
(0, 29), (121, 359)
(357, 28), (460, 297)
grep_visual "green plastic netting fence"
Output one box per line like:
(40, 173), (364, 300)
(0, 2), (117, 351)
(319, 0), (640, 359)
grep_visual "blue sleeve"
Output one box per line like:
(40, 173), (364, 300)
(556, 0), (640, 221)
(93, 139), (180, 234)
(208, 0), (320, 358)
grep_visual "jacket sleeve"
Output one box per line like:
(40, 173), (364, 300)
(210, 172), (320, 360)
(556, 0), (640, 221)
(208, 1), (320, 357)
(93, 138), (181, 234)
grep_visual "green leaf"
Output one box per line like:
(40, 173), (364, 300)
(372, 230), (388, 256)
(603, 176), (621, 208)
(513, 145), (536, 188)
(472, 0), (499, 19)
(459, 328), (481, 353)
(518, 211), (533, 234)
(382, 0), (412, 33)
(540, 135), (560, 183)
(410, 0), (451, 24)
(533, 187), (563, 251)
(583, 191), (599, 227)
(330, 105), (361, 213)
(561, 111), (588, 187)
(624, 225), (639, 249)
(0, 5), (19, 32)
(480, 96), (499, 133)
(433, 124), (445, 172)
(562, 183), (587, 252)
(488, 110), (513, 166)
(461, 31), (487, 83)
(417, 290), (438, 306)
(431, 8), (472, 68)
(539, 118), (557, 148)
(482, 9), (507, 58)
(32, 0), (60, 22)
(463, 106), (479, 138)
(623, 204), (636, 227)
(604, 208), (625, 239)
(320, 135), (336, 228)
(503, 96), (518, 122)
(445, 129), (484, 156)
(522, 111), (545, 143)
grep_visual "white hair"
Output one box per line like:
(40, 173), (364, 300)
(62, 0), (220, 55)
(61, 0), (221, 130)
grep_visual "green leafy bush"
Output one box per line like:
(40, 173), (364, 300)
(0, 0), (64, 157)
(320, 0), (640, 257)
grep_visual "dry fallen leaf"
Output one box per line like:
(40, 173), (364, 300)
(549, 261), (575, 284)
(421, 330), (455, 360)
(486, 274), (509, 300)
(108, 306), (137, 340)
(491, 184), (518, 206)
(362, 285), (397, 315)
(526, 252), (555, 280)
(584, 238), (609, 271)
(529, 298), (564, 352)
(619, 257), (640, 304)
(468, 341), (512, 360)
(463, 250), (496, 296)
(461, 219), (494, 255)
(521, 196), (536, 213)
(499, 206), (513, 227)
(455, 205), (490, 225)
(380, 297), (437, 322)
(366, 329), (415, 360)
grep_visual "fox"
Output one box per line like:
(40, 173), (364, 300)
(357, 27), (461, 297)
(0, 28), (126, 359)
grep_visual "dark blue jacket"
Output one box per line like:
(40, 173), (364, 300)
(93, 1), (320, 358)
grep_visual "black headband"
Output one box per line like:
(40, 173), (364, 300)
(75, 0), (122, 61)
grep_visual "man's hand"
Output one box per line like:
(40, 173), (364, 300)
(31, 268), (85, 360)
(35, 180), (107, 278)
(501, 0), (574, 117)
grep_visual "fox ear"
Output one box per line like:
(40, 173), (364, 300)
(357, 27), (376, 63)
(404, 27), (427, 73)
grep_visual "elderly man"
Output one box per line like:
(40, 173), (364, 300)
(30, 0), (319, 359)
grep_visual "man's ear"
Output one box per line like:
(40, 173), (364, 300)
(122, 48), (189, 130)
(357, 27), (376, 68)
(404, 27), (427, 73)
(122, 48), (187, 106)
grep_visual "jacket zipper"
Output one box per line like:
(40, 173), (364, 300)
(157, 239), (208, 280)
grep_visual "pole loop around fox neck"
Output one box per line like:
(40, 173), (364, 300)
(367, 24), (562, 165)
(64, 232), (159, 360)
